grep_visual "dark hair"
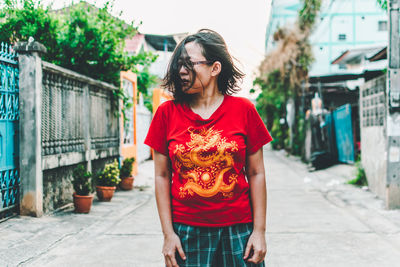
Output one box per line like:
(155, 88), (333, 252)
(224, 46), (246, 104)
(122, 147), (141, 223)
(162, 29), (245, 103)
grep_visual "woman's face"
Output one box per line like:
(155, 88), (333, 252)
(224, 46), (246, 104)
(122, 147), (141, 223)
(178, 42), (213, 94)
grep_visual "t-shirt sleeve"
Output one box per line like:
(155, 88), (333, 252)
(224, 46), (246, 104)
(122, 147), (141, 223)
(144, 104), (168, 156)
(246, 104), (273, 155)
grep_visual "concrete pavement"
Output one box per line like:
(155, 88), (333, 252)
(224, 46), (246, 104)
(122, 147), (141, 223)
(1, 147), (400, 266)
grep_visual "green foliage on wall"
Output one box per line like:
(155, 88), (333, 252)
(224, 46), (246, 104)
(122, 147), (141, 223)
(298, 0), (322, 31)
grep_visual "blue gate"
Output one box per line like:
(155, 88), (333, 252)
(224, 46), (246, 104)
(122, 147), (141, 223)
(333, 104), (355, 164)
(0, 43), (19, 219)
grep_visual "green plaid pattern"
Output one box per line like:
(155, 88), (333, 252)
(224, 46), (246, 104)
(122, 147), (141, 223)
(173, 223), (265, 267)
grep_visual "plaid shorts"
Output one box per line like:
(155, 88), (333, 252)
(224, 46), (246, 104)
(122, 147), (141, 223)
(173, 223), (265, 267)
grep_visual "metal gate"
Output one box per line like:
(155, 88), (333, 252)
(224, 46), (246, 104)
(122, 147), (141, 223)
(333, 104), (355, 164)
(0, 43), (19, 219)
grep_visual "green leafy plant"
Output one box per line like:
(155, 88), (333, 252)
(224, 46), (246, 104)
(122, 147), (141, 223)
(55, 1), (138, 86)
(120, 157), (135, 179)
(348, 156), (368, 187)
(1, 0), (159, 126)
(112, 86), (134, 124)
(72, 164), (92, 196)
(0, 0), (60, 62)
(137, 66), (158, 113)
(255, 0), (322, 155)
(377, 0), (387, 10)
(0, 0), (158, 88)
(96, 160), (121, 187)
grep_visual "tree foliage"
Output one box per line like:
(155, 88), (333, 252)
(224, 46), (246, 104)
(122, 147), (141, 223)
(377, 0), (387, 10)
(137, 66), (158, 111)
(298, 0), (322, 31)
(254, 0), (321, 155)
(0, 0), (158, 87)
(0, 0), (60, 62)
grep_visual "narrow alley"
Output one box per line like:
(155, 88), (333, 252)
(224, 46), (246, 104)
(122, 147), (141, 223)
(1, 147), (400, 267)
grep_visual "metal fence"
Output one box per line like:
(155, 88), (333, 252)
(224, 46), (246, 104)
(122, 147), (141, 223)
(0, 43), (20, 219)
(41, 62), (119, 158)
(41, 69), (85, 155)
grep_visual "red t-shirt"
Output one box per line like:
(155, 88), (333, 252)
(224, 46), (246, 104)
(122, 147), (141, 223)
(144, 95), (273, 227)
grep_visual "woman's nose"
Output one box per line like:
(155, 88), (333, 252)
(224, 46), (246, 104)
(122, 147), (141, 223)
(179, 64), (188, 75)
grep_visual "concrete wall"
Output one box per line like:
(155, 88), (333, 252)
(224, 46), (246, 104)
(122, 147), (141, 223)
(42, 156), (118, 213)
(361, 127), (387, 198)
(16, 41), (120, 215)
(360, 75), (387, 198)
(42, 165), (75, 213)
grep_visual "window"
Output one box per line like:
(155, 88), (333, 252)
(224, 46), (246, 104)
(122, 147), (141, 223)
(378, 21), (387, 31)
(338, 34), (347, 41)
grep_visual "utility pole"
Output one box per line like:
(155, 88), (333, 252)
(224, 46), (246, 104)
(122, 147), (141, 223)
(387, 0), (400, 209)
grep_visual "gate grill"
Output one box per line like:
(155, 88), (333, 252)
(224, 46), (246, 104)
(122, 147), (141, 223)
(0, 43), (19, 219)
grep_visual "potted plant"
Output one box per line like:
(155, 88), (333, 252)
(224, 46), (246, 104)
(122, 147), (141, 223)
(119, 157), (135, 190)
(72, 164), (93, 213)
(95, 160), (121, 201)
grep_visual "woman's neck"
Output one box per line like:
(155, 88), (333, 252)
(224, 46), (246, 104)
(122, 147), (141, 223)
(189, 85), (223, 109)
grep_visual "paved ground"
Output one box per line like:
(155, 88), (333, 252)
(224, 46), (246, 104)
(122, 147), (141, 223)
(1, 146), (400, 266)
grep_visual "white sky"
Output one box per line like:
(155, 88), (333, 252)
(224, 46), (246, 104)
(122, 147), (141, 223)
(44, 0), (272, 97)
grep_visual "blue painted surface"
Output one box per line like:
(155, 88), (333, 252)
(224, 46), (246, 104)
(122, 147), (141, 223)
(0, 42), (19, 218)
(333, 104), (355, 164)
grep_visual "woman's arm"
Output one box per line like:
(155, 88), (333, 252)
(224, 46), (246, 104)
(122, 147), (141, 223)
(243, 148), (267, 264)
(154, 151), (186, 267)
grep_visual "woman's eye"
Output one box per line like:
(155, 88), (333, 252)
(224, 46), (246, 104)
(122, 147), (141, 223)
(177, 60), (192, 69)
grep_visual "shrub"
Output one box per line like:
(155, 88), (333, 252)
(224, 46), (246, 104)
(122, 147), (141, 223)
(96, 160), (121, 187)
(348, 156), (368, 187)
(120, 157), (135, 179)
(72, 164), (92, 196)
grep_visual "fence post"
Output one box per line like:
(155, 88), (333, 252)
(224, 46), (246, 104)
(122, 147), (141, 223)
(82, 84), (92, 172)
(14, 39), (47, 217)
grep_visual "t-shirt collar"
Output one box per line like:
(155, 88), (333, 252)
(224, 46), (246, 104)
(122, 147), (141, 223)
(181, 95), (229, 123)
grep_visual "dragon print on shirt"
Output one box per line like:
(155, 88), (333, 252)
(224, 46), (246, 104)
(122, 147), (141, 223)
(174, 126), (239, 198)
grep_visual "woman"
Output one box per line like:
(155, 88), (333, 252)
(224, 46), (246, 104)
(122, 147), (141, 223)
(145, 29), (272, 267)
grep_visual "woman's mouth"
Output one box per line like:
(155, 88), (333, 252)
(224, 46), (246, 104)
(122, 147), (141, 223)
(181, 79), (190, 86)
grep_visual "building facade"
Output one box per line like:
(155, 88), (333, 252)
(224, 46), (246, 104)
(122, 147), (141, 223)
(266, 0), (387, 76)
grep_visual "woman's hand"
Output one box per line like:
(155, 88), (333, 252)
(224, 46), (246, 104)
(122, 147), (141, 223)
(163, 232), (186, 267)
(243, 230), (267, 264)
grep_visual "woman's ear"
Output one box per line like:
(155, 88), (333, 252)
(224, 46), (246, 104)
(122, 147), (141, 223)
(211, 61), (222, 77)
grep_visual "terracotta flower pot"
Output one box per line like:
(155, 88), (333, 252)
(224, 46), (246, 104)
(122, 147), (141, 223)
(73, 193), (94, 213)
(96, 185), (116, 201)
(120, 176), (134, 190)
